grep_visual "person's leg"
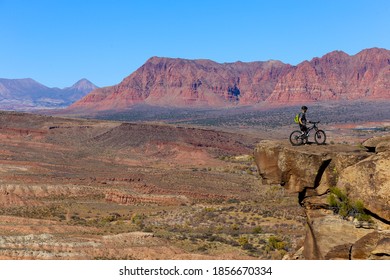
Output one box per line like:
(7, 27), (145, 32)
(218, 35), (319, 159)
(299, 124), (307, 134)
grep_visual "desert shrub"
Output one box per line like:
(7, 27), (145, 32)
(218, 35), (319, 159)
(131, 213), (146, 228)
(267, 236), (287, 251)
(328, 187), (351, 218)
(237, 236), (249, 246)
(0, 205), (65, 220)
(197, 245), (208, 252)
(327, 187), (372, 222)
(230, 224), (240, 231)
(329, 187), (347, 201)
(99, 213), (121, 223)
(69, 215), (87, 225)
(215, 225), (224, 232)
(327, 193), (339, 208)
(142, 226), (154, 233)
(242, 243), (256, 252)
(252, 226), (263, 234)
(227, 239), (240, 247)
(227, 198), (240, 204)
(352, 200), (372, 222)
(353, 200), (365, 213)
(245, 169), (253, 175)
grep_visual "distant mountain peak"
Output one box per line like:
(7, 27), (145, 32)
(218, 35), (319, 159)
(0, 78), (98, 111)
(68, 79), (98, 91)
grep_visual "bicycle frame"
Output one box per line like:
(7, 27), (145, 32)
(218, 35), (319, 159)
(303, 122), (319, 137)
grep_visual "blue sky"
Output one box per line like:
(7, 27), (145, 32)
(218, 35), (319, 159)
(1, 0), (389, 88)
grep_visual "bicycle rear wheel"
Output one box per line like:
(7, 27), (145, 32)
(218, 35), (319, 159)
(290, 130), (304, 146)
(315, 130), (326, 145)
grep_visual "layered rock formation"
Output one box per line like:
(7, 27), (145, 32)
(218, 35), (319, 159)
(70, 48), (390, 112)
(70, 58), (291, 110)
(254, 136), (390, 259)
(268, 48), (390, 102)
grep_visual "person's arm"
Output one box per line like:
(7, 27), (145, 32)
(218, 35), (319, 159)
(298, 114), (303, 125)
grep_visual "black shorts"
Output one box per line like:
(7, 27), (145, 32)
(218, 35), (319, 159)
(299, 124), (307, 132)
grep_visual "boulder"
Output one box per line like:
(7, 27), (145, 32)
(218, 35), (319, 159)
(362, 135), (390, 152)
(371, 237), (390, 259)
(253, 136), (390, 259)
(376, 141), (390, 153)
(254, 140), (368, 196)
(254, 140), (333, 194)
(253, 140), (283, 185)
(304, 209), (373, 259)
(352, 232), (390, 259)
(336, 151), (390, 222)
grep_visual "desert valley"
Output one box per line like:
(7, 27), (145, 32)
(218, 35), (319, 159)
(0, 48), (389, 260)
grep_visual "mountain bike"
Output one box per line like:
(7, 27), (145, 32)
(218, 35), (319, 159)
(289, 121), (326, 146)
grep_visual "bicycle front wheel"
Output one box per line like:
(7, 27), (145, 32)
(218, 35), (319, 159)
(290, 130), (304, 146)
(315, 130), (326, 145)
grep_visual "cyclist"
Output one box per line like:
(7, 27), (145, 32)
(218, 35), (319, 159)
(290, 106), (326, 146)
(298, 106), (308, 135)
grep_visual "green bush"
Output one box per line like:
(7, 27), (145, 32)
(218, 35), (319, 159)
(238, 236), (249, 246)
(327, 187), (372, 222)
(252, 226), (263, 234)
(267, 236), (287, 251)
(353, 200), (365, 213)
(231, 224), (240, 231)
(353, 200), (372, 222)
(131, 213), (146, 228)
(327, 193), (338, 208)
(329, 187), (347, 201)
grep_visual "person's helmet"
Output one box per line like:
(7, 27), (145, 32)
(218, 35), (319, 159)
(301, 105), (308, 110)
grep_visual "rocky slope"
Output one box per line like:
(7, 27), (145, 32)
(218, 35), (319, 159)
(0, 78), (97, 110)
(70, 48), (390, 112)
(253, 136), (390, 259)
(1, 111), (305, 260)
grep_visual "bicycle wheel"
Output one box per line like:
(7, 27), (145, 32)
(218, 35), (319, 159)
(315, 130), (326, 145)
(290, 130), (304, 146)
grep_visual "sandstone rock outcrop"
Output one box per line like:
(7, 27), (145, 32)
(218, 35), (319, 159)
(253, 137), (390, 259)
(105, 191), (188, 206)
(70, 48), (389, 112)
(336, 150), (390, 221)
(362, 135), (390, 152)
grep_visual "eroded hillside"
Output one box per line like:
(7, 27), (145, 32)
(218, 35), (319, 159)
(0, 111), (305, 260)
(3, 110), (387, 260)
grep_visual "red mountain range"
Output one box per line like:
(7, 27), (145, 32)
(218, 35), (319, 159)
(70, 48), (390, 111)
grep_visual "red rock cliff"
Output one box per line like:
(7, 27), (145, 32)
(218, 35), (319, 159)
(253, 137), (390, 260)
(70, 48), (390, 111)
